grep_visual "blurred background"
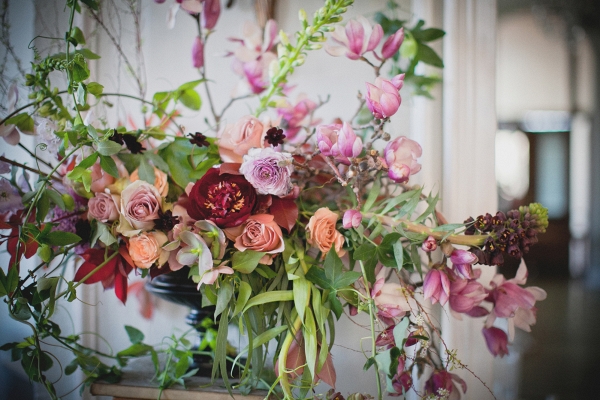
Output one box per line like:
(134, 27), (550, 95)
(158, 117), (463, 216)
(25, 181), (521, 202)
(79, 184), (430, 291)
(1, 0), (599, 399)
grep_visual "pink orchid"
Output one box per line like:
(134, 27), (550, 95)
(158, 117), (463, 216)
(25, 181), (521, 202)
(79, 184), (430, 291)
(423, 267), (450, 306)
(449, 277), (487, 315)
(481, 326), (509, 358)
(384, 135), (422, 183)
(450, 249), (478, 279)
(342, 209), (362, 229)
(198, 263), (234, 286)
(366, 74), (405, 119)
(326, 16), (383, 60)
(380, 28), (405, 60)
(485, 260), (547, 340)
(276, 96), (318, 141)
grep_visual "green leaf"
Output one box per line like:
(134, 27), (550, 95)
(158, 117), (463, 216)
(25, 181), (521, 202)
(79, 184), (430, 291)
(87, 82), (104, 97)
(393, 317), (410, 345)
(86, 125), (99, 141)
(5, 112), (34, 133)
(46, 231), (82, 246)
(327, 291), (343, 319)
(432, 223), (464, 232)
(125, 325), (145, 344)
(177, 79), (204, 91)
(70, 26), (86, 45)
(80, 0), (99, 11)
(178, 89), (201, 110)
(72, 58), (90, 82)
(99, 155), (119, 178)
(214, 280), (233, 319)
(90, 221), (117, 247)
(392, 241), (404, 271)
(362, 178), (381, 212)
(46, 189), (66, 210)
(324, 249), (361, 289)
(175, 355), (190, 378)
(159, 137), (218, 188)
(75, 48), (101, 59)
(144, 152), (169, 172)
(411, 244), (422, 278)
(37, 245), (52, 263)
(242, 290), (293, 313)
(293, 273), (310, 323)
(96, 140), (122, 156)
(304, 308), (317, 379)
(79, 151), (99, 169)
(232, 281), (251, 317)
(0, 269), (8, 297)
(416, 42), (444, 68)
(353, 242), (377, 261)
(414, 28), (445, 42)
(81, 169), (92, 192)
(36, 190), (50, 223)
(231, 251), (266, 274)
(137, 159), (155, 185)
(7, 267), (19, 294)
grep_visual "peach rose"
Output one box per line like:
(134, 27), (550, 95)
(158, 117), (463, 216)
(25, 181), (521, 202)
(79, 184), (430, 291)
(130, 166), (169, 197)
(128, 231), (169, 269)
(233, 214), (284, 264)
(88, 192), (120, 222)
(218, 115), (265, 163)
(118, 180), (162, 236)
(306, 207), (345, 257)
(90, 162), (115, 193)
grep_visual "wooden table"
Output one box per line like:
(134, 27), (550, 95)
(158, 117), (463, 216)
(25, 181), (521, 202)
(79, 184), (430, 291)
(90, 357), (267, 400)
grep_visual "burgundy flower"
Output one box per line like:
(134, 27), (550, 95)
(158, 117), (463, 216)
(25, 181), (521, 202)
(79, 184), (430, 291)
(424, 369), (467, 399)
(186, 168), (256, 228)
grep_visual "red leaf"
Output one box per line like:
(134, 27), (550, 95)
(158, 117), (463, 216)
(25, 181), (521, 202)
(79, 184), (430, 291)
(129, 281), (154, 319)
(219, 163), (242, 175)
(74, 249), (118, 284)
(270, 197), (298, 233)
(275, 333), (305, 379)
(316, 352), (337, 388)
(114, 272), (128, 304)
(0, 221), (11, 229)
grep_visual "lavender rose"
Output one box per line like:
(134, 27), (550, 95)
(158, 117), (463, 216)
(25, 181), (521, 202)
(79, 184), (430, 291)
(88, 192), (120, 223)
(118, 180), (162, 236)
(240, 147), (293, 197)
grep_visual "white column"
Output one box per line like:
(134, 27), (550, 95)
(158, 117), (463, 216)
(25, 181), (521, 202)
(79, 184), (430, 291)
(440, 0), (498, 399)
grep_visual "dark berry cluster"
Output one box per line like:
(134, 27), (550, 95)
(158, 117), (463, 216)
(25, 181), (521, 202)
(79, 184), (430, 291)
(265, 126), (286, 146)
(464, 203), (548, 266)
(153, 209), (180, 231)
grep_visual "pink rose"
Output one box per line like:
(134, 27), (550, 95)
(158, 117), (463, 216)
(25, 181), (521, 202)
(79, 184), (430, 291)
(128, 231), (169, 269)
(218, 116), (265, 163)
(90, 162), (115, 193)
(233, 214), (284, 264)
(130, 166), (169, 197)
(306, 207), (345, 257)
(88, 192), (120, 222)
(118, 180), (162, 235)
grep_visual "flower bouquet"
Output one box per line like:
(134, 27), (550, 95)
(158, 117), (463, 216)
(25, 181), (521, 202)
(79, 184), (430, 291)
(0, 0), (548, 399)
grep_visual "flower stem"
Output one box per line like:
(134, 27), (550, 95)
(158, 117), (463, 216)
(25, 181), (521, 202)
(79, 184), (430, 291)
(0, 156), (62, 182)
(358, 260), (383, 400)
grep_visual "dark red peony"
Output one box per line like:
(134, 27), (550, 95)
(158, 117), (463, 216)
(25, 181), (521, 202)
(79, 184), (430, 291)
(187, 168), (257, 228)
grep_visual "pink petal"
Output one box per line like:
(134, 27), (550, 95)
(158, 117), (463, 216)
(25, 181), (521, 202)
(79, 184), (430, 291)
(366, 24), (383, 52)
(345, 19), (365, 56)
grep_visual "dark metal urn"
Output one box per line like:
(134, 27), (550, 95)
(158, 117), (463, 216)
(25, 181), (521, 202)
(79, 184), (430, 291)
(145, 267), (215, 376)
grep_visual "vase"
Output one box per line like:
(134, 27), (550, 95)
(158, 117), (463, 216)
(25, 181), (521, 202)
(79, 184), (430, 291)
(145, 267), (215, 376)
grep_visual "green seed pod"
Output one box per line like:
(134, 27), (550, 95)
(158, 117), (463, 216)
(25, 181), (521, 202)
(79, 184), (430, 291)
(62, 193), (75, 211)
(38, 244), (52, 263)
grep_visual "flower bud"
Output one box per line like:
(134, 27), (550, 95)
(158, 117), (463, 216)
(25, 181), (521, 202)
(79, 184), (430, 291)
(202, 0), (221, 30)
(337, 122), (362, 158)
(381, 28), (404, 59)
(343, 209), (362, 229)
(192, 36), (204, 68)
(421, 235), (437, 252)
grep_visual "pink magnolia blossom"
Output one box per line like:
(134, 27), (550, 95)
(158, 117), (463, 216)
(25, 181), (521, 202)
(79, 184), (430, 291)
(366, 74), (405, 119)
(342, 209), (362, 229)
(325, 16), (383, 60)
(315, 124), (342, 157)
(200, 0), (220, 29)
(337, 122), (363, 158)
(423, 267), (450, 306)
(380, 28), (405, 59)
(485, 260), (547, 340)
(449, 277), (487, 315)
(482, 326), (509, 357)
(164, 0), (219, 30)
(384, 135), (422, 183)
(192, 36), (204, 68)
(367, 269), (417, 325)
(229, 20), (278, 96)
(450, 249), (478, 279)
(276, 95), (318, 141)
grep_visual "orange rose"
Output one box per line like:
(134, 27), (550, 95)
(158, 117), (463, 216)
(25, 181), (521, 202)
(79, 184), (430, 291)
(128, 231), (169, 269)
(306, 207), (345, 257)
(232, 214), (284, 264)
(130, 166), (169, 197)
(218, 115), (265, 163)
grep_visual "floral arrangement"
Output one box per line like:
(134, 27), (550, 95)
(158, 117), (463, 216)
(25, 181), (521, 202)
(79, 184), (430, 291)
(0, 0), (548, 399)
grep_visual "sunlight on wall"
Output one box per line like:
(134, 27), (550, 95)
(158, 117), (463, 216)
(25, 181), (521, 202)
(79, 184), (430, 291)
(495, 130), (530, 201)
